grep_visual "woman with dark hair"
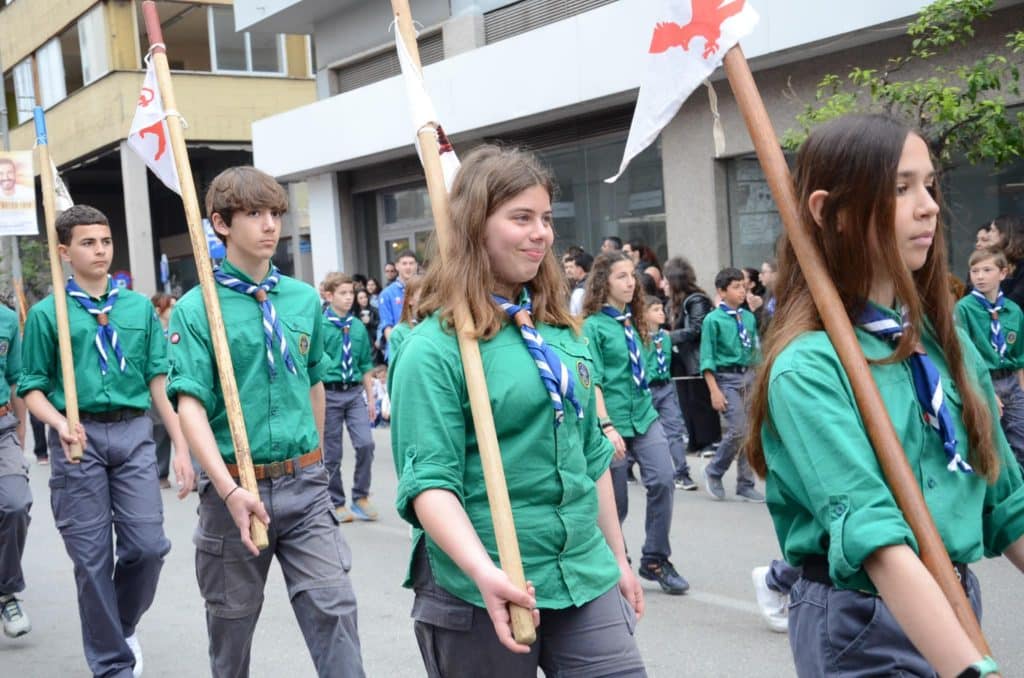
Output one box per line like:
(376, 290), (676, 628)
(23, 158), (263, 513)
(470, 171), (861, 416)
(355, 288), (382, 364)
(990, 215), (1024, 306)
(663, 257), (721, 453)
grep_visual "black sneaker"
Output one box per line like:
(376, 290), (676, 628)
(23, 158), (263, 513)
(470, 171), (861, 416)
(674, 474), (698, 491)
(639, 560), (690, 595)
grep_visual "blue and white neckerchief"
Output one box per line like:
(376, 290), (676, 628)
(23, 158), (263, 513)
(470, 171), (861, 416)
(601, 305), (647, 390)
(765, 296), (776, 318)
(214, 265), (297, 378)
(970, 289), (1007, 360)
(66, 276), (127, 375)
(857, 304), (973, 474)
(652, 330), (670, 381)
(493, 288), (583, 426)
(718, 303), (753, 350)
(324, 307), (355, 382)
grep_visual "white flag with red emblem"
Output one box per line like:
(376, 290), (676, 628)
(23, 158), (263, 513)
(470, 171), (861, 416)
(393, 29), (460, 192)
(128, 61), (181, 194)
(607, 0), (759, 182)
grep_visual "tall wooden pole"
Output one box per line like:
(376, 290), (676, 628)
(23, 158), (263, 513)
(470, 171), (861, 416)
(33, 108), (83, 461)
(391, 0), (536, 646)
(722, 46), (990, 655)
(140, 1), (268, 549)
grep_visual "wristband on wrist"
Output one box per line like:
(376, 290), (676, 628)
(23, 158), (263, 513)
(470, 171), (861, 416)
(600, 420), (615, 431)
(223, 485), (241, 502)
(598, 416), (612, 427)
(958, 656), (999, 678)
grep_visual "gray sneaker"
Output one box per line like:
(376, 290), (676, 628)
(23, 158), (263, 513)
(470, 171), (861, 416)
(702, 467), (725, 501)
(0, 594), (31, 638)
(736, 486), (765, 503)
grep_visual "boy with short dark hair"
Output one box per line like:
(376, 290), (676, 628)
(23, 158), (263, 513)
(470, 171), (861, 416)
(167, 167), (363, 677)
(377, 249), (418, 361)
(700, 267), (762, 502)
(643, 296), (695, 490)
(19, 203), (193, 677)
(320, 272), (378, 523)
(957, 247), (1024, 467)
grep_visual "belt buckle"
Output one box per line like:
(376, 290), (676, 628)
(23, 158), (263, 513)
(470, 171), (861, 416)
(266, 461), (287, 479)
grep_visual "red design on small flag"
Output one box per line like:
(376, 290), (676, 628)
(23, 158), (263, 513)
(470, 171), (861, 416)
(128, 61), (181, 194)
(137, 120), (169, 162)
(649, 0), (746, 59)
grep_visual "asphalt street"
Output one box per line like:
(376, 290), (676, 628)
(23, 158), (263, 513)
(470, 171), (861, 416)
(4, 426), (1024, 677)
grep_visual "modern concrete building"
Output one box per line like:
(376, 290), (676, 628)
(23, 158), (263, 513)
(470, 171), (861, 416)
(1, 0), (315, 295)
(235, 0), (1024, 290)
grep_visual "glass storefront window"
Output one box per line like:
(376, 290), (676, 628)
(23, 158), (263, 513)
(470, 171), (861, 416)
(725, 155), (785, 269)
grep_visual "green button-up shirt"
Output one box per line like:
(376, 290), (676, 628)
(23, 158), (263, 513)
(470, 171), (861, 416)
(643, 328), (673, 383)
(699, 306), (760, 373)
(955, 294), (1024, 371)
(18, 283), (166, 411)
(0, 305), (21, 404)
(166, 260), (324, 465)
(391, 314), (619, 609)
(763, 304), (1024, 593)
(387, 322), (413, 368)
(320, 312), (373, 384)
(582, 312), (657, 437)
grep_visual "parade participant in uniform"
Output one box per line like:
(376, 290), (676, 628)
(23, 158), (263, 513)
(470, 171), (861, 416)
(320, 272), (378, 523)
(700, 267), (764, 502)
(19, 204), (194, 677)
(167, 167), (363, 678)
(747, 113), (1024, 677)
(0, 301), (29, 639)
(642, 295), (695, 490)
(583, 251), (688, 595)
(378, 249), (419, 361)
(391, 145), (646, 677)
(957, 248), (1024, 468)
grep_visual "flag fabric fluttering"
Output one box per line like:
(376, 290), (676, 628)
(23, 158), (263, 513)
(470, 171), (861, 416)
(607, 0), (758, 183)
(128, 59), (181, 194)
(50, 158), (74, 212)
(393, 28), (460, 192)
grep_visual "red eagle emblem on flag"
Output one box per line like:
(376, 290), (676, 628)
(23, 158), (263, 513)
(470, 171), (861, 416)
(649, 0), (746, 59)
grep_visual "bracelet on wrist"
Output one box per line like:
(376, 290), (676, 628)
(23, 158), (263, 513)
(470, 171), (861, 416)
(601, 422), (615, 431)
(598, 417), (613, 428)
(958, 656), (999, 678)
(223, 485), (241, 502)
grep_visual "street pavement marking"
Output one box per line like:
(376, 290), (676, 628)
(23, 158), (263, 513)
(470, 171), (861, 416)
(685, 590), (760, 615)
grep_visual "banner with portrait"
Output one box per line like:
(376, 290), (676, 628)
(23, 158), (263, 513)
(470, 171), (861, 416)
(0, 151), (38, 235)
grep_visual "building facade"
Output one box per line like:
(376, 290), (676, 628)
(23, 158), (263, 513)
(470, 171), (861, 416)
(235, 0), (1024, 290)
(1, 0), (316, 296)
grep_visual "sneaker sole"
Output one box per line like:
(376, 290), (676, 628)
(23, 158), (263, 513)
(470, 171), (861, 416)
(3, 626), (30, 638)
(737, 494), (766, 503)
(350, 510), (378, 522)
(702, 469), (725, 501)
(637, 569), (690, 595)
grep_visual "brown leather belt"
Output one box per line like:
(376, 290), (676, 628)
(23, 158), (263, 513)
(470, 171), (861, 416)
(226, 449), (322, 481)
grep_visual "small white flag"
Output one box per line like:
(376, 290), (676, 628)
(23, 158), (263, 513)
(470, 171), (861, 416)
(50, 158), (73, 212)
(128, 60), (181, 194)
(607, 0), (758, 183)
(394, 29), (460, 192)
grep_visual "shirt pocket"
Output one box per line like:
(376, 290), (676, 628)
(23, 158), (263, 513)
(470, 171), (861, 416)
(280, 315), (314, 372)
(113, 314), (149, 366)
(548, 337), (596, 412)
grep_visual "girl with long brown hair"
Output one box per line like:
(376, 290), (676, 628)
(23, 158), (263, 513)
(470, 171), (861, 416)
(746, 114), (1024, 677)
(582, 252), (688, 595)
(390, 145), (646, 676)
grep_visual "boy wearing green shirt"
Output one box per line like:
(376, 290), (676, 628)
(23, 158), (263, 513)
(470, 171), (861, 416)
(0, 302), (29, 640)
(956, 247), (1024, 467)
(19, 204), (193, 678)
(167, 167), (363, 677)
(700, 267), (763, 502)
(320, 272), (377, 523)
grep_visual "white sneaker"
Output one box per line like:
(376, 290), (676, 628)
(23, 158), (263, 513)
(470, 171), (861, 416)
(751, 566), (788, 633)
(0, 594), (31, 638)
(126, 633), (144, 676)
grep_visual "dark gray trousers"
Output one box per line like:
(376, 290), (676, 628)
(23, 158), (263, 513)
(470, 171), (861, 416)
(649, 381), (690, 479)
(48, 415), (170, 678)
(0, 413), (30, 596)
(789, 569), (982, 677)
(323, 387), (375, 507)
(706, 371), (755, 490)
(410, 542), (646, 677)
(610, 420), (675, 565)
(194, 461), (364, 678)
(992, 374), (1024, 468)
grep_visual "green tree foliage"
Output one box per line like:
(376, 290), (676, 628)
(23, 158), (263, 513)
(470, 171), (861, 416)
(782, 0), (1024, 168)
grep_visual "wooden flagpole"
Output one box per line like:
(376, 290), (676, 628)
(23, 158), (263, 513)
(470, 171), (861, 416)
(33, 108), (83, 461)
(140, 1), (268, 550)
(722, 46), (990, 655)
(391, 0), (536, 646)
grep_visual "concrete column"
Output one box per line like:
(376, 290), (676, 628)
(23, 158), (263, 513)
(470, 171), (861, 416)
(286, 182), (306, 283)
(443, 11), (484, 58)
(307, 171), (344, 285)
(119, 141), (157, 295)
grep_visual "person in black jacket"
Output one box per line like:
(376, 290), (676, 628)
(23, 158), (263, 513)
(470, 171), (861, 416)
(991, 215), (1024, 307)
(663, 257), (721, 453)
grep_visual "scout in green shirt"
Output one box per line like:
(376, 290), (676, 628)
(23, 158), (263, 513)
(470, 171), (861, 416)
(318, 272), (378, 523)
(167, 167), (363, 677)
(18, 205), (191, 678)
(747, 114), (1024, 677)
(383, 275), (422, 368)
(391, 145), (645, 673)
(582, 251), (688, 595)
(699, 267), (763, 502)
(957, 247), (1024, 468)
